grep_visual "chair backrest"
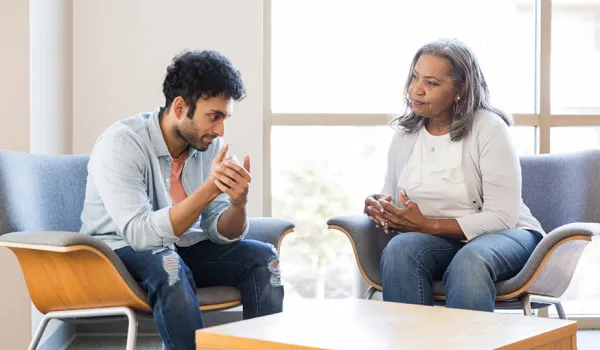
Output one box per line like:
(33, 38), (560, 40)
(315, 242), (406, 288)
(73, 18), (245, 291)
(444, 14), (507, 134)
(0, 150), (90, 235)
(520, 149), (600, 233)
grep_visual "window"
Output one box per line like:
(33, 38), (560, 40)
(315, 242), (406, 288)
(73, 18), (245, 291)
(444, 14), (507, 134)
(511, 126), (538, 155)
(272, 126), (392, 298)
(271, 0), (536, 114)
(266, 0), (600, 322)
(551, 0), (600, 114)
(551, 127), (600, 153)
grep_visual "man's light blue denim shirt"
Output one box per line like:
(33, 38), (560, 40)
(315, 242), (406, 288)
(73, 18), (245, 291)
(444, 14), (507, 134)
(80, 106), (248, 251)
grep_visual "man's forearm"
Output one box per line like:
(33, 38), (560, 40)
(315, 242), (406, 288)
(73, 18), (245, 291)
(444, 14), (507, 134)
(169, 180), (221, 237)
(216, 204), (247, 240)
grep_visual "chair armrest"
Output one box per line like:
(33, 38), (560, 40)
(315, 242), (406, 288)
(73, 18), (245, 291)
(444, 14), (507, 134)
(547, 222), (600, 238)
(0, 230), (114, 254)
(496, 222), (600, 298)
(245, 218), (295, 250)
(327, 215), (391, 288)
(328, 215), (376, 233)
(527, 222), (600, 267)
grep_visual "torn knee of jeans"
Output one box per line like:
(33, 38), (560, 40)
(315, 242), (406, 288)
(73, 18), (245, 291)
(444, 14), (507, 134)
(267, 253), (283, 287)
(161, 251), (180, 287)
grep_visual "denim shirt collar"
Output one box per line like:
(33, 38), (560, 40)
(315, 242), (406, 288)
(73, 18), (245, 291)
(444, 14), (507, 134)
(147, 106), (199, 159)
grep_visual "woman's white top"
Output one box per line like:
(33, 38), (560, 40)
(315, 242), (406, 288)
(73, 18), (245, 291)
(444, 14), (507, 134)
(382, 109), (545, 240)
(398, 127), (478, 219)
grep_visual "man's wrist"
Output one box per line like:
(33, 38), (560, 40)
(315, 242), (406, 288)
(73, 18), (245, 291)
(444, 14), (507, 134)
(203, 176), (222, 200)
(230, 200), (247, 211)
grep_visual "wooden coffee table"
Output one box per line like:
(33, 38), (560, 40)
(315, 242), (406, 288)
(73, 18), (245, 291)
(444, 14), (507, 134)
(196, 299), (577, 349)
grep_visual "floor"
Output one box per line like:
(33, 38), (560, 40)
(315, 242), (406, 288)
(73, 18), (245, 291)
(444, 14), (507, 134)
(68, 330), (600, 349)
(68, 336), (162, 350)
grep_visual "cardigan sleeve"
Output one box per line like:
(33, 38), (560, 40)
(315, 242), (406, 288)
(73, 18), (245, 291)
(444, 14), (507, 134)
(381, 132), (402, 202)
(456, 122), (522, 240)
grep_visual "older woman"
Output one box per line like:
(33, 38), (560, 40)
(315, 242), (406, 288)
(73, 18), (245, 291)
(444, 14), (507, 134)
(364, 39), (544, 312)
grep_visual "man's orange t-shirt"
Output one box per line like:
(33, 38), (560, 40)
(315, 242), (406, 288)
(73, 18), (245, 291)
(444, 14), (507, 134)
(169, 151), (188, 205)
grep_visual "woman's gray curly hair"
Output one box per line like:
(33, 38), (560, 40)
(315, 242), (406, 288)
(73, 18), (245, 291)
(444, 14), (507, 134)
(391, 39), (512, 141)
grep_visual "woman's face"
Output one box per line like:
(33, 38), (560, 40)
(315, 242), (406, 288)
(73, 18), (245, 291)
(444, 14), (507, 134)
(408, 54), (461, 121)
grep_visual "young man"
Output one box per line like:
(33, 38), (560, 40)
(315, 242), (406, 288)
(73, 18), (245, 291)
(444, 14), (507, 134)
(80, 50), (284, 349)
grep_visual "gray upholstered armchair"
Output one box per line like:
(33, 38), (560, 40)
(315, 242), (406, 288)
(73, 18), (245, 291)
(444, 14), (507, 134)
(0, 150), (295, 350)
(328, 150), (600, 319)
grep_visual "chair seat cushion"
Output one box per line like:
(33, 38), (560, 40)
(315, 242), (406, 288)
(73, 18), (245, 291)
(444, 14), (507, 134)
(196, 286), (241, 306)
(432, 273), (528, 298)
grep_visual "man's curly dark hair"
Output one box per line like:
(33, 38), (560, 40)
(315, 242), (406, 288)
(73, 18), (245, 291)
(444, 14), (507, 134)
(162, 50), (246, 118)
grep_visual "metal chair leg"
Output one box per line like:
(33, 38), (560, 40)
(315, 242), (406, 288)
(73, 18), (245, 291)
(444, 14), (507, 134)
(124, 308), (138, 350)
(537, 307), (549, 318)
(28, 307), (138, 350)
(555, 301), (567, 320)
(524, 294), (568, 320)
(522, 294), (533, 316)
(363, 286), (377, 300)
(29, 314), (52, 350)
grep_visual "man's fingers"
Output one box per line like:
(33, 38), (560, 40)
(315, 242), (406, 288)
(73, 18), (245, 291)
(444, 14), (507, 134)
(214, 173), (234, 189)
(215, 177), (248, 207)
(214, 178), (230, 193)
(222, 161), (252, 182)
(216, 144), (229, 163)
(216, 166), (244, 184)
(215, 170), (250, 198)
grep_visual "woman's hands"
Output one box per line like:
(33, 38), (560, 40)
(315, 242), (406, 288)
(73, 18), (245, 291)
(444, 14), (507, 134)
(379, 191), (428, 233)
(364, 194), (392, 227)
(364, 192), (433, 234)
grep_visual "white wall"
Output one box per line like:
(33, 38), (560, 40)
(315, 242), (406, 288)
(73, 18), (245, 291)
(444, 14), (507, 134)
(0, 1), (264, 346)
(0, 0), (30, 152)
(73, 0), (264, 217)
(0, 0), (33, 348)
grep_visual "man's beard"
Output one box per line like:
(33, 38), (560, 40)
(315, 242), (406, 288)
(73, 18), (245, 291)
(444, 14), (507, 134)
(177, 128), (215, 152)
